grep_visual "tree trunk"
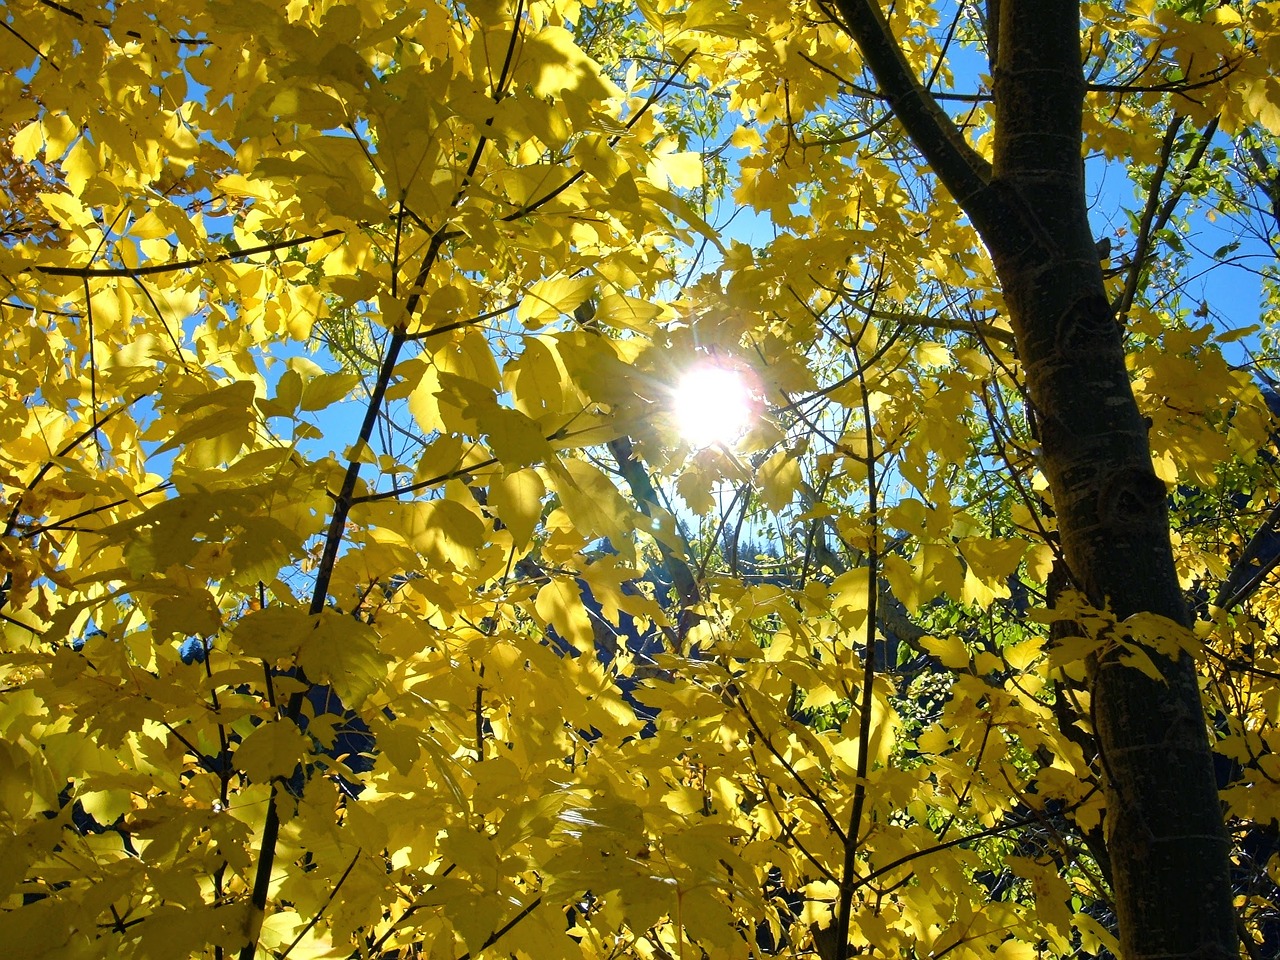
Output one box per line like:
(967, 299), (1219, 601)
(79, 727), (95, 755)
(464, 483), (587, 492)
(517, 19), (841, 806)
(828, 1), (1236, 957)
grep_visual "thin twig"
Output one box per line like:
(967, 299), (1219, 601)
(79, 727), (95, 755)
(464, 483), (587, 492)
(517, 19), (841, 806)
(278, 851), (362, 960)
(31, 229), (345, 279)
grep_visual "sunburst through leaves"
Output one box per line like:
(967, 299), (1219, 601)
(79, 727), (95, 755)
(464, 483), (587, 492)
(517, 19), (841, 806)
(672, 358), (760, 447)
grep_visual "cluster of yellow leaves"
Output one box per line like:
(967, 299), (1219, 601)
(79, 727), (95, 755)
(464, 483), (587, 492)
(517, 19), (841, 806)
(2, 0), (1279, 958)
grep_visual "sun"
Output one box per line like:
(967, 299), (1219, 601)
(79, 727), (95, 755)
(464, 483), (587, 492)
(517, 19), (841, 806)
(672, 359), (759, 448)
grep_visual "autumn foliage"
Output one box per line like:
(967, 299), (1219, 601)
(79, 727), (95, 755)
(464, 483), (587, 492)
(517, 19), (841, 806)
(1, 1), (1279, 959)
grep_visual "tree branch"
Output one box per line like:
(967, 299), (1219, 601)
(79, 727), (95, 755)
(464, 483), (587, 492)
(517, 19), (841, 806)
(30, 229), (346, 279)
(823, 0), (994, 213)
(1116, 115), (1219, 322)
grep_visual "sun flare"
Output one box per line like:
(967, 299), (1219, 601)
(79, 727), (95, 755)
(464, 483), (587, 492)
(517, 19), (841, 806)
(673, 360), (758, 448)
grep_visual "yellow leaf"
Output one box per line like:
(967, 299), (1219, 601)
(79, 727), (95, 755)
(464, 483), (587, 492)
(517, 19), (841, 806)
(884, 544), (964, 610)
(490, 469), (545, 548)
(421, 283), (470, 331)
(1074, 913), (1121, 957)
(233, 606), (311, 661)
(1246, 77), (1280, 135)
(39, 112), (78, 158)
(551, 459), (633, 544)
(521, 25), (622, 101)
(831, 568), (870, 628)
(535, 578), (594, 651)
(661, 785), (706, 815)
(593, 293), (662, 331)
(993, 941), (1037, 960)
(730, 125), (762, 150)
(355, 498), (485, 573)
(506, 337), (565, 419)
(298, 610), (386, 708)
(1025, 543), (1055, 583)
(216, 173), (276, 201)
(517, 276), (596, 327)
(572, 133), (629, 187)
(477, 406), (554, 468)
(756, 449), (800, 512)
(61, 138), (100, 194)
(39, 191), (95, 231)
(1119, 645), (1166, 682)
(150, 587), (222, 639)
(920, 634), (971, 670)
(1004, 638), (1043, 671)
(80, 788), (131, 825)
(154, 380), (257, 455)
(300, 371), (360, 411)
(407, 363), (445, 435)
(11, 120), (43, 162)
(435, 329), (501, 391)
(651, 150), (705, 189)
(235, 721), (311, 782)
(677, 464), (717, 515)
(914, 341), (950, 369)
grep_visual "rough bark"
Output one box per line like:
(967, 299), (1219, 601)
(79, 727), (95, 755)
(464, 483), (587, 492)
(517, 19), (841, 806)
(827, 1), (1236, 958)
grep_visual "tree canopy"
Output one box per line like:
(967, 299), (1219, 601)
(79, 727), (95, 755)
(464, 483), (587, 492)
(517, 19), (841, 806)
(2, 1), (1279, 959)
